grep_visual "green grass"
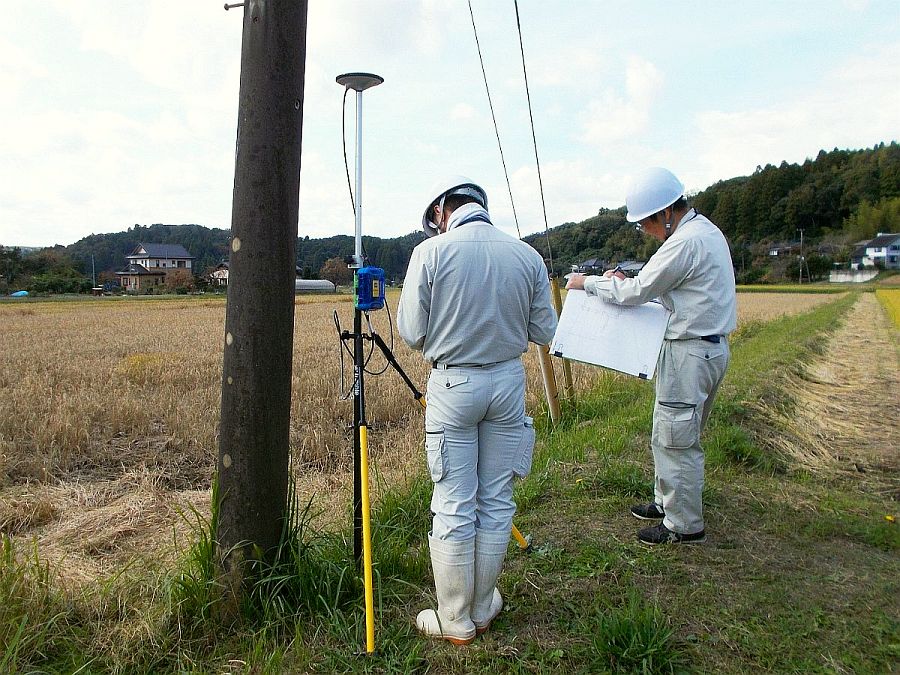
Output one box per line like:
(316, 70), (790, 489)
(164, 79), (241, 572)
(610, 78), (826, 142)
(2, 291), (898, 673)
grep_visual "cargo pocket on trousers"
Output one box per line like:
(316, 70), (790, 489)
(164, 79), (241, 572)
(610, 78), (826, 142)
(513, 416), (536, 479)
(425, 427), (446, 482)
(656, 402), (698, 450)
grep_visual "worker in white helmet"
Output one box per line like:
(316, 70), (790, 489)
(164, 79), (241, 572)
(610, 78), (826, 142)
(398, 176), (557, 644)
(567, 167), (737, 545)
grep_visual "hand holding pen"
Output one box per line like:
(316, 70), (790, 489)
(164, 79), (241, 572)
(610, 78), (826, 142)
(565, 265), (625, 290)
(604, 265), (626, 280)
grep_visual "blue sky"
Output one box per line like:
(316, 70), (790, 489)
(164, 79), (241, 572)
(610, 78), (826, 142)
(1, 1), (898, 248)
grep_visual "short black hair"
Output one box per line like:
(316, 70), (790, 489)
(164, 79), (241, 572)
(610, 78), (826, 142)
(442, 194), (480, 213)
(648, 196), (688, 221)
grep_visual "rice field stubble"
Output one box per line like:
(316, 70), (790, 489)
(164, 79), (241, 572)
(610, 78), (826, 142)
(0, 291), (840, 585)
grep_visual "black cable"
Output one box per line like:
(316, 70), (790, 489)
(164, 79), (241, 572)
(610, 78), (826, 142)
(341, 87), (370, 262)
(362, 299), (396, 377)
(342, 87), (355, 217)
(468, 0), (522, 240)
(514, 0), (556, 277)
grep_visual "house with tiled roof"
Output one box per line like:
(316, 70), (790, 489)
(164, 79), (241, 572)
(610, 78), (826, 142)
(571, 258), (609, 274)
(116, 243), (195, 292)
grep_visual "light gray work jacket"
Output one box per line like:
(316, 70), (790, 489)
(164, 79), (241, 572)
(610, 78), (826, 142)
(398, 204), (557, 365)
(583, 209), (737, 339)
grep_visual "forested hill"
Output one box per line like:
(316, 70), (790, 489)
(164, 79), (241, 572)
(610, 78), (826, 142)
(527, 142), (900, 273)
(6, 142), (898, 287)
(58, 225), (425, 284)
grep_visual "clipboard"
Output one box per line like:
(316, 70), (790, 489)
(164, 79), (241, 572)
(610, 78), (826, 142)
(549, 289), (671, 379)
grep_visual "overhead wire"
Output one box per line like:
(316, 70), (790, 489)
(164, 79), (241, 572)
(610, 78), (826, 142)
(513, 0), (555, 277)
(467, 0), (522, 240)
(468, 1), (556, 276)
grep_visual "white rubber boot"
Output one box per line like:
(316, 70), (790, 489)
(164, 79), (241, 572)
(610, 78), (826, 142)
(471, 528), (509, 635)
(416, 534), (476, 645)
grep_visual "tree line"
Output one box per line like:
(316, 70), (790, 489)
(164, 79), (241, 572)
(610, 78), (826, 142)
(529, 142), (899, 282)
(2, 143), (897, 294)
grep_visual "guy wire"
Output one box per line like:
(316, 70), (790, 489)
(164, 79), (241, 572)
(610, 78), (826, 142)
(514, 0), (555, 277)
(468, 0), (521, 240)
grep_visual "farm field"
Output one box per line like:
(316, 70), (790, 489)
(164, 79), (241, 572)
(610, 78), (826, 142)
(0, 291), (840, 582)
(2, 288), (897, 673)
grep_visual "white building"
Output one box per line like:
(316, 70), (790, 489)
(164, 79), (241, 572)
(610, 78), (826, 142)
(126, 243), (194, 270)
(851, 233), (900, 269)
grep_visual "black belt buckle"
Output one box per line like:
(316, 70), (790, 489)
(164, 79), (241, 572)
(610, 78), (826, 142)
(700, 335), (720, 344)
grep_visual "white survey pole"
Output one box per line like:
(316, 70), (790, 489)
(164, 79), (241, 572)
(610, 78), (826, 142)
(337, 73), (383, 268)
(354, 88), (364, 267)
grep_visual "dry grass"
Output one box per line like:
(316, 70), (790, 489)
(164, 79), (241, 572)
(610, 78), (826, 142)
(735, 292), (839, 324)
(0, 289), (842, 585)
(744, 292), (899, 478)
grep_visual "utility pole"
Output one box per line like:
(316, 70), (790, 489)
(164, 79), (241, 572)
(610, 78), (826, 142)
(798, 228), (804, 284)
(216, 0), (308, 603)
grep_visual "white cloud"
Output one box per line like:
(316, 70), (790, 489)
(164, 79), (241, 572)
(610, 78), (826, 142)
(451, 103), (477, 120)
(693, 43), (900, 188)
(527, 45), (607, 88)
(581, 56), (663, 145)
(0, 37), (48, 98)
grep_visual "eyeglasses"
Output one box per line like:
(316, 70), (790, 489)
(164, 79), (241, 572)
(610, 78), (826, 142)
(635, 214), (656, 232)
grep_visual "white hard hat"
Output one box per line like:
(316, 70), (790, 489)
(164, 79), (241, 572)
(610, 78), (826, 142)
(625, 167), (685, 223)
(421, 175), (488, 237)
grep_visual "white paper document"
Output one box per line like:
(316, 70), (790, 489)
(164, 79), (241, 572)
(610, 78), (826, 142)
(549, 290), (671, 379)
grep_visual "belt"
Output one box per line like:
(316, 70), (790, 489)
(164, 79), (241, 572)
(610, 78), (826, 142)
(433, 362), (484, 370)
(432, 360), (501, 370)
(699, 335), (721, 344)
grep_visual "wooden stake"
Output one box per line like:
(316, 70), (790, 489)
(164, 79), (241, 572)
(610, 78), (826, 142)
(535, 343), (560, 425)
(549, 277), (574, 402)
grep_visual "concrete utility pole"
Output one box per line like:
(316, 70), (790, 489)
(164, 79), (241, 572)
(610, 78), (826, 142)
(217, 0), (308, 594)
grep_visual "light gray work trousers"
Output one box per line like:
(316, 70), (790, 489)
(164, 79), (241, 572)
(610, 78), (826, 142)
(652, 337), (729, 535)
(424, 358), (535, 541)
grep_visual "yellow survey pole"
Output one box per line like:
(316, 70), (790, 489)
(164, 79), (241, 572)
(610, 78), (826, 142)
(359, 425), (376, 654)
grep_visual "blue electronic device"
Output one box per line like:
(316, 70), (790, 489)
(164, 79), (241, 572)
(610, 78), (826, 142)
(355, 266), (385, 311)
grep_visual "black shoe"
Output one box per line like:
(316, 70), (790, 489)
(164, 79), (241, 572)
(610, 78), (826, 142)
(631, 502), (665, 520)
(638, 523), (706, 545)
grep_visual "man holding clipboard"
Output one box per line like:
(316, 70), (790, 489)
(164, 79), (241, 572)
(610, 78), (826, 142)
(567, 167), (736, 545)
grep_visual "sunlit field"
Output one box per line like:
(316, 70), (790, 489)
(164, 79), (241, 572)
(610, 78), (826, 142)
(0, 290), (842, 583)
(876, 288), (900, 327)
